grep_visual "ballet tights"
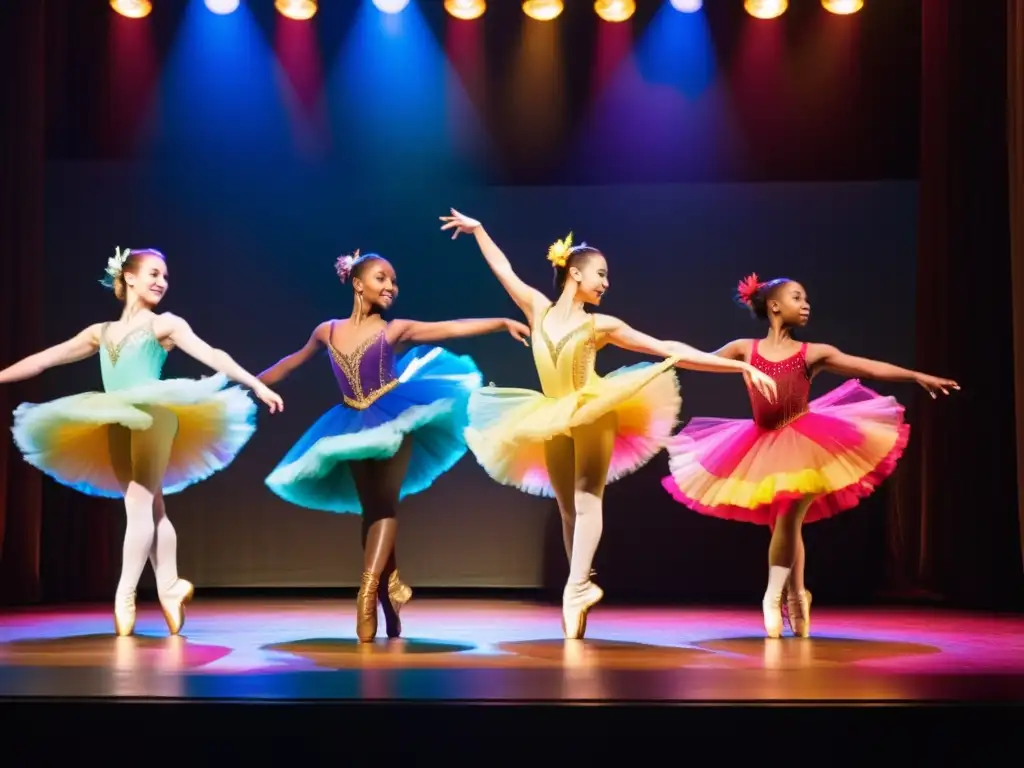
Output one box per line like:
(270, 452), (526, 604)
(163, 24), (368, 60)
(764, 494), (815, 602)
(351, 437), (413, 578)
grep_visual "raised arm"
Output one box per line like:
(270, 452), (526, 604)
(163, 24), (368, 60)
(258, 323), (329, 386)
(809, 343), (959, 397)
(390, 318), (530, 346)
(710, 338), (752, 362)
(595, 315), (778, 402)
(158, 313), (284, 412)
(440, 209), (548, 324)
(0, 324), (102, 384)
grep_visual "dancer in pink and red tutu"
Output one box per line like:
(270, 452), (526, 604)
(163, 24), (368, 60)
(661, 274), (959, 639)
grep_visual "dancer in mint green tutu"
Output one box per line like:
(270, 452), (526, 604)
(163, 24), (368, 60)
(258, 249), (529, 643)
(1, 247), (283, 637)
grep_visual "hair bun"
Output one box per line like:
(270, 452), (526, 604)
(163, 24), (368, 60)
(736, 272), (762, 307)
(334, 249), (361, 283)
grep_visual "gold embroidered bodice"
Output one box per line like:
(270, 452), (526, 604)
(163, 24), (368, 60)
(532, 306), (597, 399)
(326, 323), (399, 410)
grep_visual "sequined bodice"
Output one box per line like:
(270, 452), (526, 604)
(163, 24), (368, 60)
(531, 306), (598, 398)
(100, 320), (167, 392)
(327, 323), (398, 410)
(749, 341), (810, 430)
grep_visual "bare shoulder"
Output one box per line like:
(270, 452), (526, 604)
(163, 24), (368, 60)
(591, 313), (623, 334)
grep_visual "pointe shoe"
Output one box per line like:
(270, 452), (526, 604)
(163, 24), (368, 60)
(763, 592), (783, 639)
(379, 570), (413, 639)
(114, 591), (137, 637)
(158, 579), (195, 636)
(786, 588), (812, 638)
(356, 571), (380, 643)
(562, 580), (603, 640)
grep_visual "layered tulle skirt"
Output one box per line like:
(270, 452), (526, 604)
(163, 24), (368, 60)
(264, 346), (483, 515)
(661, 379), (909, 526)
(464, 358), (682, 497)
(10, 373), (257, 498)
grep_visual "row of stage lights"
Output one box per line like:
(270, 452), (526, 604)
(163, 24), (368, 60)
(110, 1), (865, 23)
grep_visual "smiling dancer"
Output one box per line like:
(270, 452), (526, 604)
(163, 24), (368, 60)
(258, 250), (530, 643)
(1, 247), (283, 636)
(439, 210), (778, 639)
(662, 274), (959, 638)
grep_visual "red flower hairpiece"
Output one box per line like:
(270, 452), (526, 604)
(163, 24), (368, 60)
(736, 273), (762, 307)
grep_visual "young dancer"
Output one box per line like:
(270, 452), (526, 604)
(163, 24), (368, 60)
(1, 247), (283, 636)
(661, 274), (959, 638)
(258, 250), (530, 643)
(439, 210), (779, 639)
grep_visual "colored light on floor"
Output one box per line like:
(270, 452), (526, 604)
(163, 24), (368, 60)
(744, 0), (787, 19)
(275, 0), (317, 21)
(522, 0), (564, 22)
(110, 0), (152, 19)
(595, 0), (635, 22)
(445, 0), (486, 20)
(822, 0), (863, 14)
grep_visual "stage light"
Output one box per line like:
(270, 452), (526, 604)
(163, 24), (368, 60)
(372, 0), (411, 13)
(275, 0), (317, 20)
(205, 0), (240, 13)
(670, 0), (703, 11)
(110, 0), (152, 18)
(821, 0), (863, 14)
(522, 1), (564, 22)
(744, 0), (787, 20)
(445, 0), (486, 20)
(594, 0), (635, 22)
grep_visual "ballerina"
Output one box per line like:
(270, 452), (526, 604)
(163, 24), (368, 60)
(258, 249), (530, 643)
(439, 210), (778, 639)
(1, 247), (283, 636)
(661, 274), (958, 638)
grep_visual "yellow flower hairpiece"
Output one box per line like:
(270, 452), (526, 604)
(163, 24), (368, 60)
(547, 232), (573, 268)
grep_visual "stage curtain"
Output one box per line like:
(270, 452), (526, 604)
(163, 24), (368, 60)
(0, 1), (46, 604)
(1009, 0), (1024, 574)
(887, 0), (1024, 607)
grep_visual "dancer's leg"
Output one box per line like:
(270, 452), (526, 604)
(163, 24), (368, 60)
(562, 412), (617, 639)
(149, 492), (195, 634)
(544, 434), (577, 563)
(350, 437), (413, 642)
(107, 406), (178, 636)
(763, 494), (815, 638)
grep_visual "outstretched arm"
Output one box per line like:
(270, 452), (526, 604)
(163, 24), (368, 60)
(391, 318), (530, 346)
(159, 314), (283, 411)
(809, 343), (959, 397)
(0, 324), (102, 384)
(258, 323), (328, 386)
(440, 210), (548, 324)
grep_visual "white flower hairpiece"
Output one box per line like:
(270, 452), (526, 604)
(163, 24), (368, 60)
(99, 246), (131, 289)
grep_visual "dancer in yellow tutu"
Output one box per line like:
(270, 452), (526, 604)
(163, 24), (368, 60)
(0, 247), (283, 637)
(439, 210), (778, 639)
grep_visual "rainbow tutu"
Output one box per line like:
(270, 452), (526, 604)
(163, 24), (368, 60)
(10, 373), (257, 498)
(264, 346), (483, 515)
(661, 379), (909, 526)
(464, 359), (682, 497)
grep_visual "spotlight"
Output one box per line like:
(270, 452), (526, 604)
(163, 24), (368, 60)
(522, 0), (563, 21)
(744, 0), (787, 19)
(372, 0), (411, 13)
(594, 0), (635, 22)
(669, 0), (702, 11)
(275, 0), (317, 20)
(205, 0), (240, 13)
(821, 0), (863, 14)
(110, 0), (152, 18)
(445, 0), (486, 20)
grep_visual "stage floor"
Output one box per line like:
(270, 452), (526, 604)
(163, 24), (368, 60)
(1, 597), (1022, 703)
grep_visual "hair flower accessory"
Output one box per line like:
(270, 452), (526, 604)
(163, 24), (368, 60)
(335, 248), (361, 283)
(736, 272), (763, 307)
(99, 246), (131, 289)
(547, 233), (574, 268)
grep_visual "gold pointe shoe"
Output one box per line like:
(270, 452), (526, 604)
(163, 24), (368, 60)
(356, 571), (380, 643)
(114, 591), (137, 637)
(763, 593), (783, 639)
(380, 570), (413, 639)
(159, 579), (195, 636)
(786, 588), (812, 638)
(562, 581), (603, 640)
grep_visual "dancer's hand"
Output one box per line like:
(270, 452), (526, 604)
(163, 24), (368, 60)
(505, 319), (531, 346)
(744, 366), (778, 403)
(915, 373), (959, 398)
(254, 383), (284, 413)
(439, 208), (482, 240)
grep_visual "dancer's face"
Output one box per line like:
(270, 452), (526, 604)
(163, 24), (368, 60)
(571, 253), (609, 306)
(767, 281), (810, 327)
(125, 255), (168, 307)
(353, 258), (398, 311)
